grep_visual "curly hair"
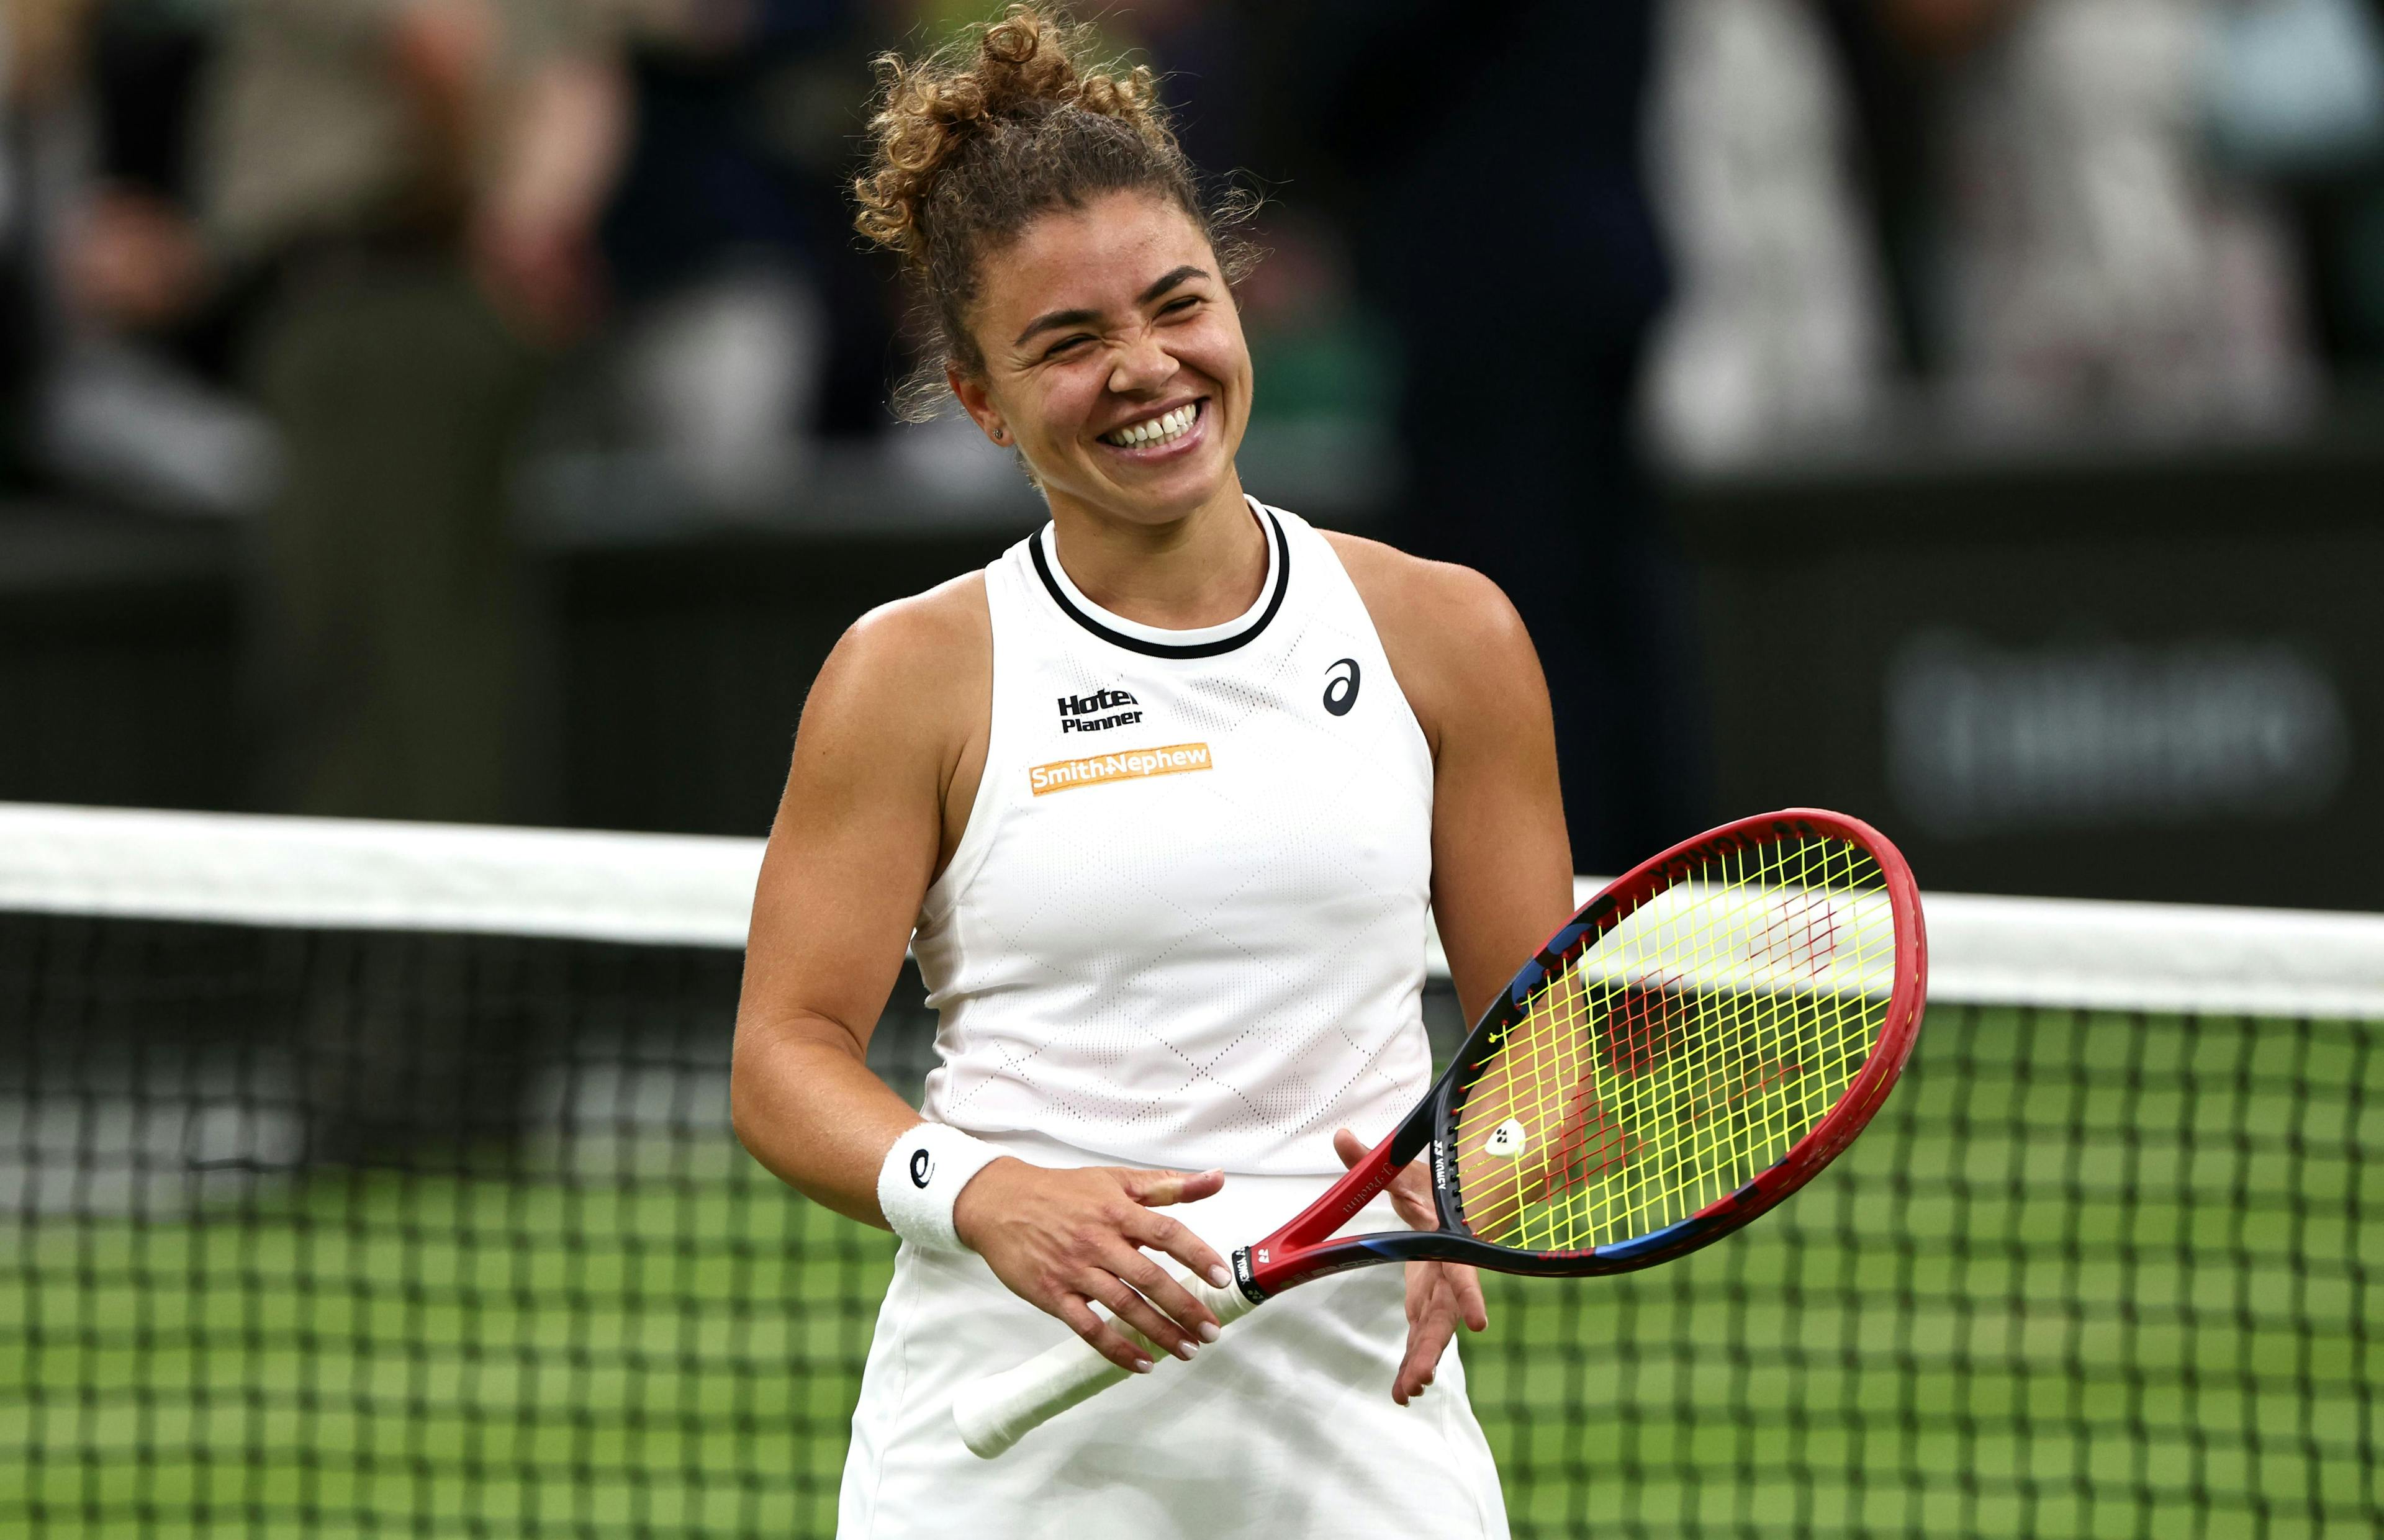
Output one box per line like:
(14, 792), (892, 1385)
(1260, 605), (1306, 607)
(855, 2), (1255, 420)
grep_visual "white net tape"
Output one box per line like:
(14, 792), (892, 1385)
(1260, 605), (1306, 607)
(3, 801), (2380, 1019)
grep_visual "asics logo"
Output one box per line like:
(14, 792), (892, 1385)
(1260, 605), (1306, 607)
(1324, 659), (1361, 717)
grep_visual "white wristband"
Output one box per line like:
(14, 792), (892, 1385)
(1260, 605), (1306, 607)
(877, 1122), (1006, 1254)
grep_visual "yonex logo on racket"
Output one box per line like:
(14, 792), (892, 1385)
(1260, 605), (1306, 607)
(1484, 1119), (1528, 1158)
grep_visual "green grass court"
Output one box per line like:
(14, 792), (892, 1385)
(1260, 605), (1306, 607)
(4, 1006), (2376, 1538)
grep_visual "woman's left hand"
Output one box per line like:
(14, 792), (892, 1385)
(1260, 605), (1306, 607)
(1332, 1127), (1489, 1405)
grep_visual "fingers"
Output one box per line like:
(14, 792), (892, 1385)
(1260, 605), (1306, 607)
(1116, 1165), (1226, 1210)
(1054, 1293), (1157, 1376)
(1394, 1276), (1460, 1407)
(1394, 1262), (1485, 1406)
(1054, 1233), (1217, 1372)
(1383, 1147), (1438, 1228)
(1452, 1263), (1489, 1334)
(1106, 1233), (1222, 1345)
(1089, 1240), (1208, 1361)
(1334, 1127), (1436, 1231)
(977, 1165), (1237, 1374)
(1108, 1167), (1233, 1294)
(1118, 1203), (1233, 1295)
(985, 1166), (1235, 1374)
(1383, 1176), (1437, 1233)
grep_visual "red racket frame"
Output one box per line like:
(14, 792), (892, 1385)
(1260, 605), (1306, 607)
(1227, 809), (1929, 1304)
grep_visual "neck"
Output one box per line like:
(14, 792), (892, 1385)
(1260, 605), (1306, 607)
(1044, 474), (1266, 630)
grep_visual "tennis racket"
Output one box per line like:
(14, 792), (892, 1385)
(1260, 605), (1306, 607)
(953, 808), (1928, 1458)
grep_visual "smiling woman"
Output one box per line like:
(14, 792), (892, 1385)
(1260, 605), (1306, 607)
(727, 5), (1574, 1536)
(854, 6), (1260, 548)
(852, 9), (1257, 408)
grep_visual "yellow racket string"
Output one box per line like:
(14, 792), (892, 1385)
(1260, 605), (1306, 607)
(1453, 835), (1894, 1253)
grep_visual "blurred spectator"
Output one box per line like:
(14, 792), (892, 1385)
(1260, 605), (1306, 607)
(55, 0), (636, 817)
(590, 0), (892, 502)
(72, 0), (644, 1169)
(1644, 0), (1895, 464)
(1850, 0), (2325, 431)
(1645, 0), (2347, 447)
(1935, 0), (2316, 429)
(1278, 0), (1708, 876)
(2202, 0), (2384, 373)
(44, 0), (276, 513)
(132, 0), (633, 825)
(1, 0), (97, 488)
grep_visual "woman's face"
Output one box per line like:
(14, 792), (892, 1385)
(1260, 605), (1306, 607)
(949, 190), (1253, 527)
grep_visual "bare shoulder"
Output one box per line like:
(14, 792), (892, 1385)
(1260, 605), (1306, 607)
(843, 569), (988, 655)
(1320, 531), (1528, 652)
(818, 571), (987, 688)
(1321, 531), (1539, 753)
(798, 571), (990, 763)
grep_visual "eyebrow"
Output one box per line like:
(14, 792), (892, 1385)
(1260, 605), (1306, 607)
(1011, 264), (1211, 348)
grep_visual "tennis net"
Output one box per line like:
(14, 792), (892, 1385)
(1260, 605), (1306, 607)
(2, 803), (2378, 1538)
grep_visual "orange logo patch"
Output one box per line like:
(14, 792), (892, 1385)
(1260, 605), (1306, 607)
(1029, 742), (1214, 796)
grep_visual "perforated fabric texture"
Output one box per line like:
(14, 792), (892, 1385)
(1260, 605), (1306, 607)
(910, 503), (1436, 1175)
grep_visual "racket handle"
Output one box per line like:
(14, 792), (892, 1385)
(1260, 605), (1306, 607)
(954, 1267), (1258, 1458)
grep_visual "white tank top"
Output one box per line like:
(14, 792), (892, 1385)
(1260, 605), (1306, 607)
(910, 499), (1437, 1176)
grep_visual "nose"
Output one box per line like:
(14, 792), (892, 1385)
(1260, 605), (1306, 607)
(1107, 330), (1179, 397)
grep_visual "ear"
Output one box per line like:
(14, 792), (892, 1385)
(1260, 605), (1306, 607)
(947, 364), (1010, 446)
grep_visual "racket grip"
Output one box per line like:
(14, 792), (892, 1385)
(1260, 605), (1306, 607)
(954, 1268), (1257, 1458)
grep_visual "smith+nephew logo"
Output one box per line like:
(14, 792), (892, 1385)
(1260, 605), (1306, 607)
(1028, 743), (1213, 796)
(1056, 688), (1142, 734)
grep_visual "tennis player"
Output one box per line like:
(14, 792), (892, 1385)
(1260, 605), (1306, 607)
(729, 6), (1573, 1533)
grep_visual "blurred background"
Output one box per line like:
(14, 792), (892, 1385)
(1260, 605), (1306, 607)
(4, 9), (2380, 1534)
(2, 0), (2380, 908)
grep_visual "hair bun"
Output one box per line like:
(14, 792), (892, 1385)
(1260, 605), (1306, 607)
(852, 1), (1257, 421)
(856, 4), (1170, 266)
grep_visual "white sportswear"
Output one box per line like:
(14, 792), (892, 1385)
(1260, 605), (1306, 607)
(911, 499), (1438, 1175)
(840, 1132), (1507, 1539)
(840, 501), (1506, 1538)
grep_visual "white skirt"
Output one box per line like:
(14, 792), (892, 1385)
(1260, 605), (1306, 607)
(838, 1130), (1510, 1539)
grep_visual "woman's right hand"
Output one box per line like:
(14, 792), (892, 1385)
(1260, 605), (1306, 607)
(953, 1159), (1232, 1372)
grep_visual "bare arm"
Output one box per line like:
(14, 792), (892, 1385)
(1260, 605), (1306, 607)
(728, 580), (1230, 1371)
(728, 599), (955, 1223)
(1327, 534), (1578, 1401)
(1411, 576), (1575, 1024)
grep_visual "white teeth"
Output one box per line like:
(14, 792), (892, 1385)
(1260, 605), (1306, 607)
(1106, 403), (1198, 448)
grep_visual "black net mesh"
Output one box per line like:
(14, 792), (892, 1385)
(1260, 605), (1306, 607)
(2, 911), (2375, 1538)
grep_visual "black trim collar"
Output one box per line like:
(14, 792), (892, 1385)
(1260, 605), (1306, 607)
(1030, 507), (1289, 660)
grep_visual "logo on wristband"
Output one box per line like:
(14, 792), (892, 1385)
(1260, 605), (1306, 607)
(910, 1148), (935, 1189)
